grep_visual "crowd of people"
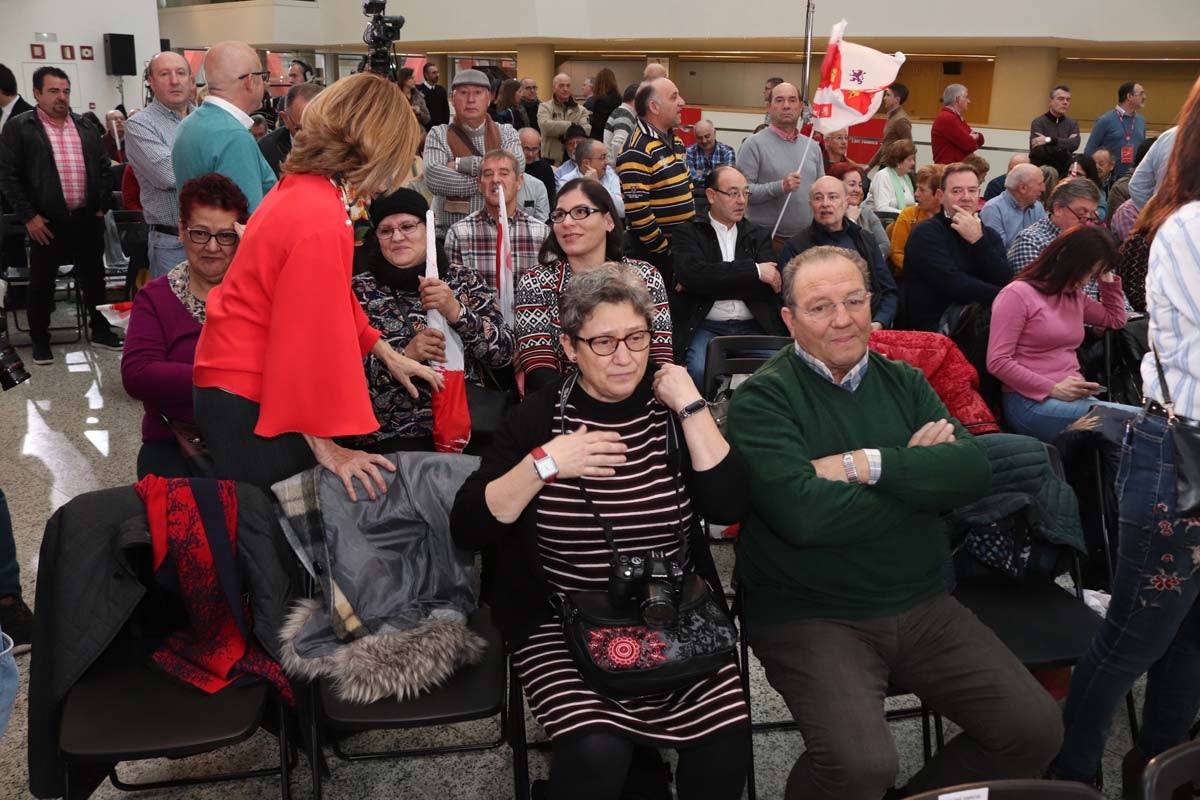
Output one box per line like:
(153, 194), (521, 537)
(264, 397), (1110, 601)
(0, 41), (1198, 800)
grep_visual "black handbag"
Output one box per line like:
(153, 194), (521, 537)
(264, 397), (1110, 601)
(465, 365), (518, 439)
(548, 374), (739, 699)
(1148, 347), (1200, 516)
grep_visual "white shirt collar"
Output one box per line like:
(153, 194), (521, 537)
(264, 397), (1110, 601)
(709, 216), (737, 234)
(203, 95), (253, 129)
(0, 95), (17, 115)
(423, 80), (437, 90)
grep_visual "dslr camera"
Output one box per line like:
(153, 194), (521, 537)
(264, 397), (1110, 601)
(608, 550), (686, 628)
(0, 281), (31, 391)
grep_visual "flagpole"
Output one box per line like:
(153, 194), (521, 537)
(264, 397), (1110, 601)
(769, 133), (815, 242)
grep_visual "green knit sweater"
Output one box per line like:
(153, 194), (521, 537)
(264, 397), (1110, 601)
(728, 347), (992, 625)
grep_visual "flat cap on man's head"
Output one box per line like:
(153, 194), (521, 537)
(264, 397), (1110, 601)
(451, 69), (491, 90)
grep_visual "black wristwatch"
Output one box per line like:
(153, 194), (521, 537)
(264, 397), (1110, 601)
(677, 398), (708, 419)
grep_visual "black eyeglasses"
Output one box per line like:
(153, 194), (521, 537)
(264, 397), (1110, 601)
(574, 330), (652, 356)
(186, 227), (239, 247)
(712, 188), (751, 200)
(237, 70), (270, 81)
(549, 205), (604, 224)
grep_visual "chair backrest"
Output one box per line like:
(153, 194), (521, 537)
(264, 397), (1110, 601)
(1143, 739), (1200, 800)
(702, 335), (792, 400)
(902, 778), (1105, 799)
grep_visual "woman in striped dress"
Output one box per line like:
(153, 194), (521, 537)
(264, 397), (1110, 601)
(452, 263), (750, 799)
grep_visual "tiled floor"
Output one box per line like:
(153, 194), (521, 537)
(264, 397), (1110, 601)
(0, 327), (1140, 799)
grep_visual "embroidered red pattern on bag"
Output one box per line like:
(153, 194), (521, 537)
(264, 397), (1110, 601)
(588, 626), (668, 671)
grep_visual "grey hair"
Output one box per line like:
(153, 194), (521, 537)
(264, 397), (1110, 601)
(573, 138), (601, 167)
(559, 262), (654, 338)
(250, 114), (267, 126)
(941, 83), (967, 106)
(1005, 163), (1041, 191)
(1049, 176), (1101, 208)
(781, 246), (869, 309)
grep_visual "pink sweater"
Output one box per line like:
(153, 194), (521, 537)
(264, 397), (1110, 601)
(986, 278), (1127, 401)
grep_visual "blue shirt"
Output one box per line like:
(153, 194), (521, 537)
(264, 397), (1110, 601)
(555, 162), (625, 217)
(1085, 108), (1146, 179)
(980, 191), (1047, 248)
(684, 141), (736, 189)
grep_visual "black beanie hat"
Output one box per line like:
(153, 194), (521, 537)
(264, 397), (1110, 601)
(369, 187), (429, 227)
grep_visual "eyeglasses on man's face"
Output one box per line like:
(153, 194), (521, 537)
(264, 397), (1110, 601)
(574, 330), (652, 356)
(186, 227), (239, 247)
(549, 205), (604, 224)
(377, 221), (423, 240)
(800, 291), (871, 321)
(1067, 205), (1100, 225)
(712, 188), (751, 201)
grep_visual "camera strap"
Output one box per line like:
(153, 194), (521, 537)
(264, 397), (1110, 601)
(556, 373), (691, 561)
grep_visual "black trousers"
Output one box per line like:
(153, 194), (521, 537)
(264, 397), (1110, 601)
(27, 213), (106, 343)
(135, 438), (193, 480)
(193, 386), (317, 491)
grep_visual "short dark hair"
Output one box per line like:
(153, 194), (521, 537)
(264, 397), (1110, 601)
(1050, 84), (1071, 97)
(1118, 81), (1138, 103)
(888, 82), (908, 104)
(540, 178), (623, 264)
(634, 82), (655, 118)
(622, 82), (638, 103)
(940, 162), (980, 191)
(0, 64), (17, 96)
(291, 59), (314, 81)
(179, 173), (250, 227)
(285, 81), (323, 111)
(33, 66), (69, 92)
(766, 77), (784, 87)
(1016, 225), (1117, 297)
(422, 62), (436, 78)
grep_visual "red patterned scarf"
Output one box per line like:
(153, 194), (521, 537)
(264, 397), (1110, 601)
(135, 475), (293, 703)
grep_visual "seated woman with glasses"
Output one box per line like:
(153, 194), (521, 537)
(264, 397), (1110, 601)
(121, 174), (247, 479)
(827, 162), (890, 260)
(349, 187), (514, 453)
(987, 225), (1136, 443)
(452, 263), (750, 800)
(515, 178), (673, 392)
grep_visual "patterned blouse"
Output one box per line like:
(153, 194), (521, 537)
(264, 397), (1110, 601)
(351, 265), (515, 444)
(167, 261), (206, 323)
(514, 257), (673, 377)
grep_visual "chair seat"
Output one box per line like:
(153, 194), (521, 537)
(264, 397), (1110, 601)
(320, 607), (505, 731)
(59, 646), (270, 762)
(953, 575), (1102, 670)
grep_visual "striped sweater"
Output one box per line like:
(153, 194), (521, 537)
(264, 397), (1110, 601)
(617, 120), (695, 255)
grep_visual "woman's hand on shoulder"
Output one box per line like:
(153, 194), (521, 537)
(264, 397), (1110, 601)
(542, 425), (627, 479)
(652, 363), (703, 414)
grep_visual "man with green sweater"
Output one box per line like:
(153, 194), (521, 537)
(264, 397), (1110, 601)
(728, 245), (1062, 800)
(172, 41), (277, 213)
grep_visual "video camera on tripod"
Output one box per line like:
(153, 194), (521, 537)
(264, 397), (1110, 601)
(359, 0), (406, 81)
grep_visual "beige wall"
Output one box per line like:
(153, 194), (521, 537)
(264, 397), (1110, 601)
(556, 60), (644, 96)
(1056, 61), (1197, 129)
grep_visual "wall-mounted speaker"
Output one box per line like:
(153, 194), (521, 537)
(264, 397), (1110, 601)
(942, 61), (963, 76)
(103, 33), (137, 76)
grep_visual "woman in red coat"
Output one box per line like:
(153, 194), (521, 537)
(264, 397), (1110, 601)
(193, 72), (442, 499)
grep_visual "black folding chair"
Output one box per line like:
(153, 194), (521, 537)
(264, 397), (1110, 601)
(901, 778), (1105, 799)
(1, 213), (85, 345)
(307, 606), (529, 800)
(702, 335), (792, 400)
(1143, 738), (1200, 800)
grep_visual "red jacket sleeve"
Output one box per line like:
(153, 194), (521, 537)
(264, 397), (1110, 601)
(254, 227), (381, 438)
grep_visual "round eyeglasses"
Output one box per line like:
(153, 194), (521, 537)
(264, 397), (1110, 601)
(376, 221), (423, 239)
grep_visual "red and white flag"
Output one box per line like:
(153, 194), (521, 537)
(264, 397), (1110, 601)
(495, 184), (515, 326)
(811, 20), (906, 135)
(424, 209), (471, 453)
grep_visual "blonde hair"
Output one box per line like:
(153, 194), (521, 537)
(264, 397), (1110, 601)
(283, 72), (420, 198)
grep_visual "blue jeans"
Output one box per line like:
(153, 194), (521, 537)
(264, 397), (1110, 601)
(1002, 392), (1136, 444)
(1055, 411), (1200, 780)
(148, 230), (186, 279)
(685, 318), (771, 391)
(0, 631), (15, 738)
(0, 489), (18, 598)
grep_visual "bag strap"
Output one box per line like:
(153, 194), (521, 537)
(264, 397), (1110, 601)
(1151, 345), (1178, 423)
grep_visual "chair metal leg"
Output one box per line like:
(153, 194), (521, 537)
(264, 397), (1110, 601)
(921, 706), (932, 763)
(933, 712), (945, 752)
(309, 682), (324, 800)
(509, 660), (531, 800)
(278, 700), (291, 800)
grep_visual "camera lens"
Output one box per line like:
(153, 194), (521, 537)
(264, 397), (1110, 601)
(0, 323), (30, 391)
(641, 582), (677, 628)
